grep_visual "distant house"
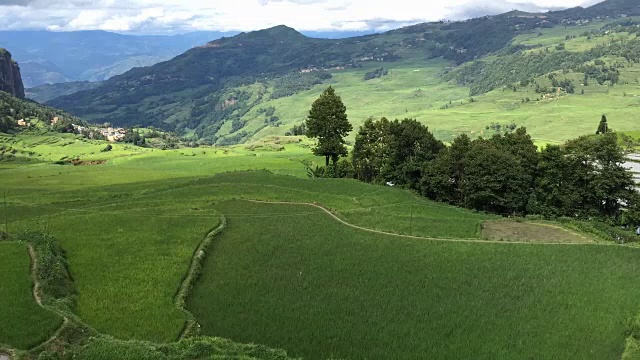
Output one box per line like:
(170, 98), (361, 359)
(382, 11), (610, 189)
(51, 117), (59, 125)
(17, 119), (30, 127)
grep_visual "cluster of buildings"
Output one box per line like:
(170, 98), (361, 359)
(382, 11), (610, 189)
(72, 124), (126, 142)
(16, 116), (127, 142)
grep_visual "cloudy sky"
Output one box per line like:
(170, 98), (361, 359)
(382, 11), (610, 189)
(0, 0), (605, 33)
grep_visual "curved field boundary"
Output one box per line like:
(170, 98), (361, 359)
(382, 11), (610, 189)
(247, 200), (632, 247)
(175, 215), (228, 340)
(26, 245), (70, 352)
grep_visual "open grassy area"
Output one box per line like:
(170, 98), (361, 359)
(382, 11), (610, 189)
(241, 56), (640, 144)
(0, 139), (497, 345)
(188, 200), (640, 360)
(0, 242), (63, 350)
(1, 136), (639, 358)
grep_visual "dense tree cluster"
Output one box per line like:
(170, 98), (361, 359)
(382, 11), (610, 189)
(448, 33), (635, 95)
(271, 71), (332, 99)
(123, 130), (146, 147)
(363, 68), (388, 81)
(285, 123), (306, 136)
(351, 117), (638, 223)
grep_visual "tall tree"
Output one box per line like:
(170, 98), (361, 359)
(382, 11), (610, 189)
(564, 132), (635, 218)
(420, 133), (471, 204)
(463, 139), (525, 214)
(306, 86), (352, 168)
(352, 117), (391, 183)
(382, 118), (444, 189)
(596, 114), (609, 134)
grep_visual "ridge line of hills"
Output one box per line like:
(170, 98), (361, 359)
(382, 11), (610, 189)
(5, 0), (640, 146)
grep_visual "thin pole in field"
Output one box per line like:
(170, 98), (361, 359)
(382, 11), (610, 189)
(409, 201), (414, 236)
(4, 190), (8, 236)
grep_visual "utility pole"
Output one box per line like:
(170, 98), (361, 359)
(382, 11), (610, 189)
(4, 190), (8, 237)
(409, 201), (414, 236)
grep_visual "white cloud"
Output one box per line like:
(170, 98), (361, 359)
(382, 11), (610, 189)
(0, 0), (605, 33)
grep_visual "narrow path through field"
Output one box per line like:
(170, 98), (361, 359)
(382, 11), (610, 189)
(27, 245), (43, 306)
(175, 217), (227, 340)
(27, 245), (69, 350)
(248, 200), (628, 247)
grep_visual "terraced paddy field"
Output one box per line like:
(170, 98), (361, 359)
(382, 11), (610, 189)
(0, 242), (62, 350)
(188, 200), (640, 360)
(0, 140), (639, 359)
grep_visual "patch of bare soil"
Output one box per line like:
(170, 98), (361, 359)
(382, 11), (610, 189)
(482, 221), (593, 243)
(72, 159), (106, 166)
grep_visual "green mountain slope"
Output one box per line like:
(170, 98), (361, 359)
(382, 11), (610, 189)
(48, 0), (640, 145)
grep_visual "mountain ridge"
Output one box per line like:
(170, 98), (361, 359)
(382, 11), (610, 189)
(47, 0), (640, 145)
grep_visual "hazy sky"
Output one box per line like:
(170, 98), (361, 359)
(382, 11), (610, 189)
(0, 0), (605, 33)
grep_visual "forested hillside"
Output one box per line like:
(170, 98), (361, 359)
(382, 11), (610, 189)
(47, 0), (640, 145)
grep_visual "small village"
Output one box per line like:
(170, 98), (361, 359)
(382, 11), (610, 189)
(17, 116), (127, 142)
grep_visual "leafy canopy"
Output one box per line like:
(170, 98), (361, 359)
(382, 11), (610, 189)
(306, 86), (352, 166)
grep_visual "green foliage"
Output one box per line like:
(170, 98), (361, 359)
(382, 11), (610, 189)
(71, 336), (297, 360)
(123, 130), (146, 147)
(303, 158), (354, 179)
(0, 92), (81, 133)
(271, 71), (332, 99)
(596, 114), (609, 134)
(13, 231), (76, 312)
(356, 120), (637, 220)
(306, 86), (352, 167)
(284, 123), (306, 136)
(363, 68), (388, 81)
(352, 117), (445, 188)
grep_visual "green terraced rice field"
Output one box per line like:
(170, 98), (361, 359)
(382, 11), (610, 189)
(188, 200), (640, 360)
(0, 242), (63, 350)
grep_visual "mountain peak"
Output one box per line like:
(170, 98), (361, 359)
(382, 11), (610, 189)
(238, 25), (306, 41)
(203, 25), (308, 48)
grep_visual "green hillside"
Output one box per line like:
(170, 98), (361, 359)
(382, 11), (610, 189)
(42, 0), (640, 146)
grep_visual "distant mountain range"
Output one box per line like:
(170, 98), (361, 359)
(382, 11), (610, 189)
(0, 31), (239, 87)
(0, 30), (378, 88)
(0, 0), (636, 146)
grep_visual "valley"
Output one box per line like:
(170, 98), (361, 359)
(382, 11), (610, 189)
(2, 0), (640, 359)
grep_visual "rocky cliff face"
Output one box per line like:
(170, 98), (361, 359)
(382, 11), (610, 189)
(0, 49), (25, 99)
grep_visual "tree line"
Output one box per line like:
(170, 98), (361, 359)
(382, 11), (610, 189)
(305, 87), (640, 226)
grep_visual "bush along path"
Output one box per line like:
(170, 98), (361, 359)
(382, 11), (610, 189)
(5, 231), (97, 360)
(1, 229), (297, 360)
(174, 215), (227, 339)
